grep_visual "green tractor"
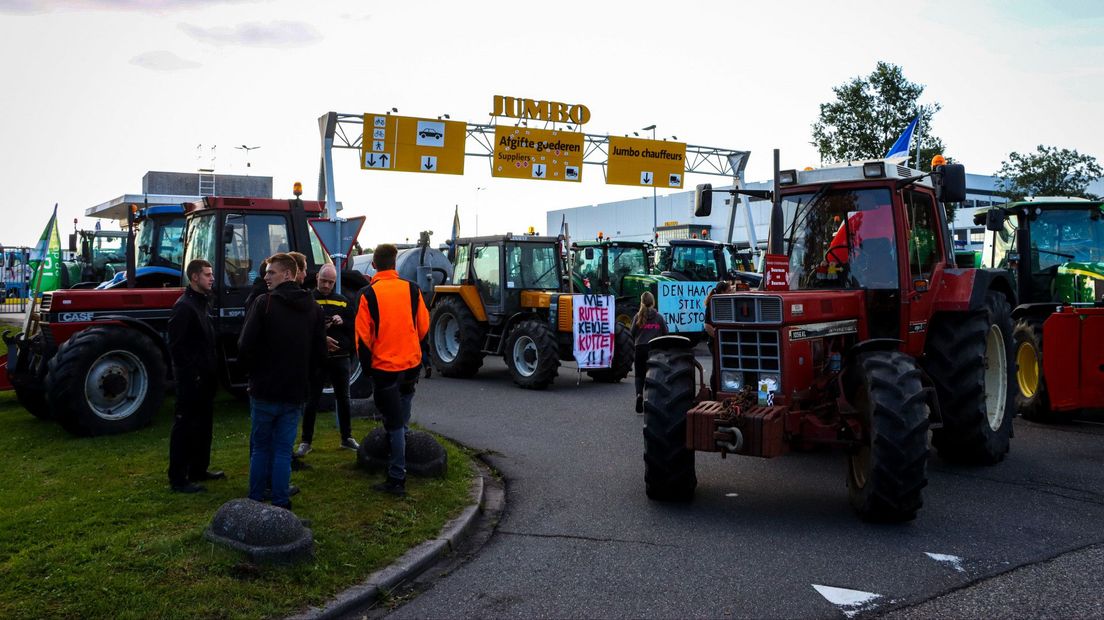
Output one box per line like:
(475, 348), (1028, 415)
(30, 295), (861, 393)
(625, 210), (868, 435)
(976, 197), (1104, 421)
(655, 238), (761, 287)
(62, 230), (128, 288)
(570, 239), (674, 326)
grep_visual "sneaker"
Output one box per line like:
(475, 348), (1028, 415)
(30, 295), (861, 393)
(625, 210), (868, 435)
(635, 395), (644, 414)
(340, 437), (360, 451)
(372, 477), (406, 497)
(294, 442), (312, 458)
(171, 482), (206, 494)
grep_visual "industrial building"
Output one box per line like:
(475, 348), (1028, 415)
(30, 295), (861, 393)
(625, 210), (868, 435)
(86, 170), (273, 223)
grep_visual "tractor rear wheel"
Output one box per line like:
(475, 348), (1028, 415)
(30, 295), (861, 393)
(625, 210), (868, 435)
(844, 350), (929, 523)
(643, 347), (697, 502)
(46, 326), (166, 436)
(587, 323), (634, 383)
(1013, 319), (1065, 423)
(429, 296), (485, 378)
(504, 320), (559, 389)
(926, 291), (1015, 464)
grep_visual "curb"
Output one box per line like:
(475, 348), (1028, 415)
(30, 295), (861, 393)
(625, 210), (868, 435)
(290, 464), (488, 620)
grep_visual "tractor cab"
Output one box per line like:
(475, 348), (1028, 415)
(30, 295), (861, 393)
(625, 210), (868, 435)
(451, 234), (562, 323)
(96, 205), (187, 289)
(658, 238), (761, 288)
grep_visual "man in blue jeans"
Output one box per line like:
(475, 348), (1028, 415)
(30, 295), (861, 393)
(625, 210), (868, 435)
(238, 252), (326, 510)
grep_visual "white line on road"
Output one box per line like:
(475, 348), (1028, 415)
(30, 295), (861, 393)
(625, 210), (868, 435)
(925, 552), (967, 572)
(812, 584), (882, 618)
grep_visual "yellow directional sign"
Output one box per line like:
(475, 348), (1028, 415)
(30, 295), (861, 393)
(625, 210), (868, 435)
(606, 136), (686, 189)
(491, 127), (583, 183)
(360, 114), (466, 175)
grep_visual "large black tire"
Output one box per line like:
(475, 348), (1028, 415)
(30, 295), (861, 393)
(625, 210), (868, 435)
(1013, 319), (1065, 423)
(503, 320), (559, 390)
(587, 322), (634, 383)
(925, 291), (1015, 464)
(643, 347), (697, 502)
(16, 386), (50, 420)
(46, 326), (167, 436)
(844, 350), (930, 523)
(429, 296), (485, 378)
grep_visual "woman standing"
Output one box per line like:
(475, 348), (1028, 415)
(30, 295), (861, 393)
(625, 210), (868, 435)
(631, 291), (669, 414)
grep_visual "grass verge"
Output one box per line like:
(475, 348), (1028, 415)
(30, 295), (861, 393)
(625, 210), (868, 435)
(0, 390), (472, 619)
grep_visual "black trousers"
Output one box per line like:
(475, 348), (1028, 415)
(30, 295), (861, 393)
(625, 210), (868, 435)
(634, 344), (650, 397)
(168, 373), (217, 485)
(302, 355), (352, 442)
(372, 367), (420, 432)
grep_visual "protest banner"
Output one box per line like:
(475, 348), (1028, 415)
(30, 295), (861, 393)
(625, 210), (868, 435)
(657, 281), (714, 332)
(573, 294), (614, 368)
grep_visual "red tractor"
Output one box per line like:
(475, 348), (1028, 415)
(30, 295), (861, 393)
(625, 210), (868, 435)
(2, 193), (368, 436)
(643, 154), (1018, 522)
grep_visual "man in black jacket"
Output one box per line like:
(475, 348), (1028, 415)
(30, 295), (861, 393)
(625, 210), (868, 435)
(167, 259), (222, 493)
(296, 264), (359, 456)
(238, 253), (327, 510)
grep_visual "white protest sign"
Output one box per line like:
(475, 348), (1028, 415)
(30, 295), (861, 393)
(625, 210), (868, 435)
(573, 294), (615, 369)
(657, 281), (714, 332)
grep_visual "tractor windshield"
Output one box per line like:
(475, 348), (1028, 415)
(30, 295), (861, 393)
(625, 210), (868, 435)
(669, 245), (719, 281)
(782, 187), (898, 290)
(505, 243), (560, 290)
(136, 217), (185, 269)
(92, 234), (126, 265)
(1030, 208), (1104, 268)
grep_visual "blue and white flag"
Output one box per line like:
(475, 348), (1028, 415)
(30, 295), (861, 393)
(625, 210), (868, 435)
(885, 115), (919, 160)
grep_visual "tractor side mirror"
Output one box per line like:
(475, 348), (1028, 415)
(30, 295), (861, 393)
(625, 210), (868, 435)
(694, 183), (713, 217)
(584, 247), (594, 260)
(934, 163), (966, 204)
(984, 209), (1007, 232)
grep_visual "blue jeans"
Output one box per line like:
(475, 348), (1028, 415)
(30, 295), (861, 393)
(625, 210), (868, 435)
(248, 398), (302, 508)
(372, 368), (418, 481)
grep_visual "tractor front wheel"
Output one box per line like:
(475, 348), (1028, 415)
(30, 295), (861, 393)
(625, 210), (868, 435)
(643, 347), (697, 502)
(46, 326), (166, 436)
(429, 296), (485, 378)
(504, 320), (559, 389)
(926, 291), (1015, 464)
(586, 323), (634, 383)
(844, 350), (930, 523)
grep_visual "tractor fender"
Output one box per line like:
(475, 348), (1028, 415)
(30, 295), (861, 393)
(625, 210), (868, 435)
(648, 334), (695, 351)
(90, 315), (172, 374)
(1011, 302), (1063, 322)
(934, 268), (1017, 313)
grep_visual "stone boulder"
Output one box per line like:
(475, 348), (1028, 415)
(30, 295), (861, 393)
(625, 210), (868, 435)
(205, 499), (314, 564)
(357, 427), (448, 478)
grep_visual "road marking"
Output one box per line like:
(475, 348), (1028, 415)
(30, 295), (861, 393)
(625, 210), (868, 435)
(812, 584), (882, 618)
(925, 552), (966, 572)
(725, 493), (739, 497)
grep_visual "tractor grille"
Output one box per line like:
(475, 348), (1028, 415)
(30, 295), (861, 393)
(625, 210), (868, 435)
(718, 329), (781, 373)
(896, 165), (912, 178)
(39, 293), (52, 313)
(711, 295), (783, 324)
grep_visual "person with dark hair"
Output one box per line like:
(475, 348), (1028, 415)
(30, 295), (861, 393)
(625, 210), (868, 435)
(167, 259), (222, 493)
(355, 243), (430, 497)
(238, 253), (327, 510)
(296, 263), (359, 457)
(630, 291), (668, 414)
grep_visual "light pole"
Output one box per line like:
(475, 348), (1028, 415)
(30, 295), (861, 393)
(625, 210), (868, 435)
(474, 186), (485, 236)
(642, 124), (657, 240)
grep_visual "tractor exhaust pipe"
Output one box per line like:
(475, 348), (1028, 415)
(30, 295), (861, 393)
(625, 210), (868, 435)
(768, 148), (784, 255)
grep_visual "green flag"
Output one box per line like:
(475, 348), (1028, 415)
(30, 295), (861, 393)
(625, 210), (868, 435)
(30, 204), (62, 295)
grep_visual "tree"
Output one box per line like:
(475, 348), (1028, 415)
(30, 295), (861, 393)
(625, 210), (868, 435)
(811, 62), (945, 172)
(995, 145), (1102, 201)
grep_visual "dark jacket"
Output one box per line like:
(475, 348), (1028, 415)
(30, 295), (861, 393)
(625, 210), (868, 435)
(237, 281), (327, 404)
(168, 286), (217, 383)
(313, 288), (356, 356)
(631, 308), (668, 347)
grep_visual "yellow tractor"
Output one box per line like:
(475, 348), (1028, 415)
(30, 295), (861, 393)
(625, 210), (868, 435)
(428, 233), (633, 389)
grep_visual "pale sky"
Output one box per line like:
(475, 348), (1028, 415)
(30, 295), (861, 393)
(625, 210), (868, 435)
(2, 0), (1102, 247)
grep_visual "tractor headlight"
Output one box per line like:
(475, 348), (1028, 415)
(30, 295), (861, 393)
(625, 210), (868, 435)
(720, 371), (744, 392)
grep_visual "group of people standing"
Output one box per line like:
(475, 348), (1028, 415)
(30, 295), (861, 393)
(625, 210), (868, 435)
(166, 244), (429, 511)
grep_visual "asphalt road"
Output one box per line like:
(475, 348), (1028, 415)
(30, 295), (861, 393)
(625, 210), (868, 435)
(385, 351), (1104, 619)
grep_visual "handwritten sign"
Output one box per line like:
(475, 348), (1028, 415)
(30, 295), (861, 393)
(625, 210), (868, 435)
(573, 294), (615, 369)
(658, 281), (714, 333)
